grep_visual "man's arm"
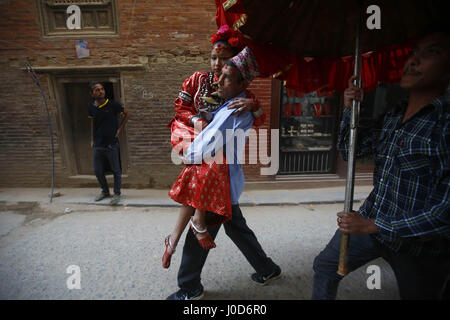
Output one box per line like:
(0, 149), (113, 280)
(115, 108), (130, 138)
(184, 101), (253, 164)
(338, 75), (384, 160)
(90, 118), (94, 148)
(227, 90), (266, 126)
(337, 210), (379, 234)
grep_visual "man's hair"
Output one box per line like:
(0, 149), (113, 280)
(225, 60), (244, 84)
(89, 81), (104, 92)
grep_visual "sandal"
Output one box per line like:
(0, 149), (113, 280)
(95, 193), (110, 201)
(162, 235), (176, 269)
(189, 217), (216, 250)
(110, 195), (121, 206)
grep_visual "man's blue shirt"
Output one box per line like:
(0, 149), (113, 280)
(185, 92), (254, 205)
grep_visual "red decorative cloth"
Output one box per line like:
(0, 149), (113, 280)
(274, 43), (414, 94)
(215, 0), (415, 95)
(314, 103), (323, 117)
(215, 0), (247, 30)
(323, 101), (331, 116)
(283, 102), (292, 118)
(293, 103), (302, 117)
(169, 152), (232, 225)
(211, 24), (244, 52)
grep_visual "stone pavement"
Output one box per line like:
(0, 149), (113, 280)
(0, 185), (401, 300)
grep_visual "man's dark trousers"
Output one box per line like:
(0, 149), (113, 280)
(93, 142), (121, 196)
(177, 205), (278, 291)
(312, 229), (450, 300)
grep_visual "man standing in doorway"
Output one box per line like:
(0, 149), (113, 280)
(88, 82), (130, 205)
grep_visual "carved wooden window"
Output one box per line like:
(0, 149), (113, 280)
(36, 0), (119, 38)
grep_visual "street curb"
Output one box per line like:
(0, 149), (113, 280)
(0, 188), (372, 209)
(0, 198), (366, 208)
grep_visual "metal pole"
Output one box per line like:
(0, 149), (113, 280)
(25, 62), (55, 203)
(337, 9), (362, 276)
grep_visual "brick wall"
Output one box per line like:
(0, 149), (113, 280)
(0, 0), (273, 188)
(242, 78), (274, 182)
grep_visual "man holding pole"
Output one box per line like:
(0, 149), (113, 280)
(311, 31), (450, 300)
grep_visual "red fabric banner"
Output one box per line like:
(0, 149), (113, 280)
(215, 0), (414, 94)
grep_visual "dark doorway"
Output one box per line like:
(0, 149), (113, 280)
(64, 82), (116, 174)
(54, 75), (128, 176)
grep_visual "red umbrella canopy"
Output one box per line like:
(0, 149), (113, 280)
(238, 0), (446, 57)
(216, 0), (448, 93)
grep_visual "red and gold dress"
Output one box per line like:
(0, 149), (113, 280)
(168, 71), (263, 225)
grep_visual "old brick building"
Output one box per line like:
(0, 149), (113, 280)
(0, 0), (373, 190)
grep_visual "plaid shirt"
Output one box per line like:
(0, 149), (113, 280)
(338, 90), (450, 256)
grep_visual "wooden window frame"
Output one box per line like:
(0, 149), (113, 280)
(36, 0), (120, 39)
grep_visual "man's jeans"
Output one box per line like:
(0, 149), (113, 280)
(177, 205), (278, 291)
(312, 229), (450, 300)
(93, 143), (121, 196)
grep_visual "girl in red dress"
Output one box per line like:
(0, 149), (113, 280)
(163, 25), (265, 268)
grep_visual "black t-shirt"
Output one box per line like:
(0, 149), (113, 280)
(88, 99), (124, 148)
